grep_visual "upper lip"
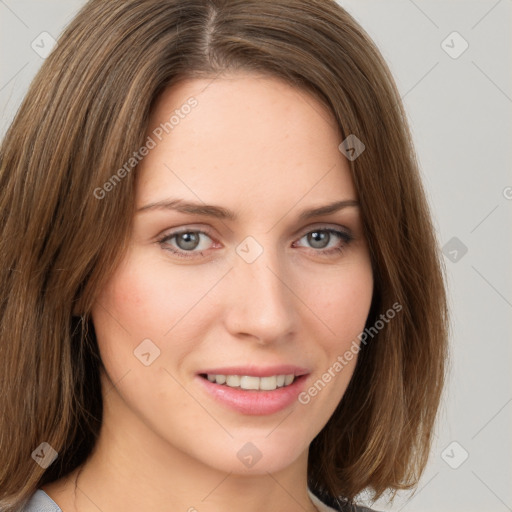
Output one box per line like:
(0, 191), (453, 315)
(198, 365), (310, 378)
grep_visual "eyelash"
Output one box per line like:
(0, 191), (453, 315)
(157, 226), (354, 260)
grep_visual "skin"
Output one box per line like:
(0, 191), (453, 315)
(44, 73), (374, 512)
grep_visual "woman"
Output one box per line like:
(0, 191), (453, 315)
(0, 1), (448, 511)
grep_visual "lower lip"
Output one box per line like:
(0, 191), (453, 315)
(196, 375), (308, 415)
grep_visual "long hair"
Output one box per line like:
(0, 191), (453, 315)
(0, 0), (448, 509)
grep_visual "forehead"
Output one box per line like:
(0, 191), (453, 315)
(136, 73), (357, 211)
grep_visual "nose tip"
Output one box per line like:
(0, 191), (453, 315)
(224, 247), (297, 344)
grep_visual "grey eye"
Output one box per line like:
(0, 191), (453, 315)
(175, 232), (201, 250)
(307, 231), (331, 249)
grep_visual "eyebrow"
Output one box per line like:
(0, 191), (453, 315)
(136, 198), (359, 221)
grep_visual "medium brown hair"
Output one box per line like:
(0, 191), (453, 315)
(0, 0), (448, 509)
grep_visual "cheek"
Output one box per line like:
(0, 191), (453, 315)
(94, 252), (217, 334)
(295, 263), (373, 417)
(303, 259), (374, 347)
(90, 253), (223, 379)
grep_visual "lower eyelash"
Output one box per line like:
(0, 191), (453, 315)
(163, 246), (205, 259)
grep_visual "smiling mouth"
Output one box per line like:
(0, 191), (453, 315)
(199, 373), (297, 391)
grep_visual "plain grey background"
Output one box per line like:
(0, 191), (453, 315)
(1, 1), (511, 511)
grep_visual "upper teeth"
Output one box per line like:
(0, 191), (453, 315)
(206, 374), (295, 391)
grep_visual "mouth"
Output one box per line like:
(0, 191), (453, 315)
(199, 373), (298, 391)
(196, 365), (310, 415)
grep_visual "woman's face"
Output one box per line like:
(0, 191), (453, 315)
(91, 73), (373, 475)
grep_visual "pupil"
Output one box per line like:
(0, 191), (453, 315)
(309, 231), (329, 249)
(177, 232), (199, 250)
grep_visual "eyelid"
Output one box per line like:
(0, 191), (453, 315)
(155, 224), (217, 241)
(156, 222), (352, 242)
(296, 222), (352, 238)
(157, 227), (219, 247)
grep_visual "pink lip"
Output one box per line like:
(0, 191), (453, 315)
(196, 375), (308, 415)
(195, 365), (310, 416)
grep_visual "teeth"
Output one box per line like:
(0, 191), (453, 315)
(226, 375), (240, 387)
(205, 373), (296, 391)
(259, 376), (277, 391)
(240, 376), (260, 390)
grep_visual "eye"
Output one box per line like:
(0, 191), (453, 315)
(157, 226), (354, 260)
(157, 229), (215, 259)
(293, 227), (353, 256)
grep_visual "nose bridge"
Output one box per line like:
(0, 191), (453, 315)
(226, 238), (296, 342)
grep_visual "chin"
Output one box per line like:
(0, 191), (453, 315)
(180, 431), (310, 476)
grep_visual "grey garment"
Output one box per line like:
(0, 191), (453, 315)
(22, 490), (61, 512)
(22, 489), (379, 512)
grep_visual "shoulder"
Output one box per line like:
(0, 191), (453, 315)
(308, 488), (381, 512)
(21, 490), (62, 512)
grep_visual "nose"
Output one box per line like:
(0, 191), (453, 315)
(223, 245), (297, 345)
